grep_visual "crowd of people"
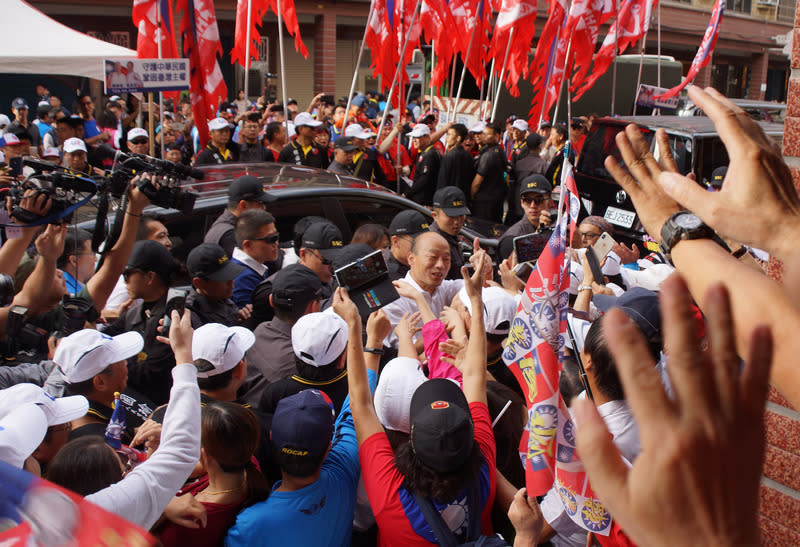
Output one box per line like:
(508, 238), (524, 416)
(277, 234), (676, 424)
(0, 82), (796, 547)
(0, 85), (595, 227)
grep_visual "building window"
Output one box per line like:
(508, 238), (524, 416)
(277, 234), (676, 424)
(729, 0), (752, 13)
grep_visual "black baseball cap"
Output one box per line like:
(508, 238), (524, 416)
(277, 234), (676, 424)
(389, 210), (430, 236)
(187, 243), (245, 281)
(593, 287), (662, 346)
(272, 389), (335, 464)
(519, 174), (552, 197)
(228, 175), (275, 204)
(525, 133), (544, 149)
(125, 240), (176, 281)
(409, 378), (474, 472)
(301, 222), (344, 261)
(432, 186), (471, 216)
(271, 264), (323, 311)
(11, 98), (28, 110)
(710, 166), (727, 189)
(334, 137), (357, 152)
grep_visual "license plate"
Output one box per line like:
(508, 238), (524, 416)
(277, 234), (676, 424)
(604, 206), (636, 228)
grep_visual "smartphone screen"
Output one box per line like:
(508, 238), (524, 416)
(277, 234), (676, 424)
(514, 231), (551, 263)
(334, 250), (387, 291)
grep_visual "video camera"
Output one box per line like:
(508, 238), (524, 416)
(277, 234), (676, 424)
(96, 145), (202, 215)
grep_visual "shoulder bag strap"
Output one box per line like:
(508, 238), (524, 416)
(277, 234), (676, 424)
(409, 490), (459, 547)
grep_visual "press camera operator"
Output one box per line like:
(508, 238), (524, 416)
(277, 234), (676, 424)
(0, 175), (152, 362)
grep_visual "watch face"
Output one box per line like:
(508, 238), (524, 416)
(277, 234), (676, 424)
(674, 212), (703, 230)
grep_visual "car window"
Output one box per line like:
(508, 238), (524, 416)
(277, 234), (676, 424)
(578, 124), (653, 179)
(653, 134), (692, 176)
(694, 137), (730, 185)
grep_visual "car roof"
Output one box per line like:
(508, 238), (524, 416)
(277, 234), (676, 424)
(183, 162), (399, 201)
(593, 115), (783, 138)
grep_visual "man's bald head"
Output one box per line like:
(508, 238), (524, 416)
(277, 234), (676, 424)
(409, 232), (451, 293)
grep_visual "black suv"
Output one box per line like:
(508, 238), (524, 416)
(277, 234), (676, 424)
(82, 163), (506, 263)
(574, 116), (783, 247)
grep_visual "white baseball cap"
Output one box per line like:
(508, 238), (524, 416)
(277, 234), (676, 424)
(512, 119), (529, 132)
(294, 112), (322, 128)
(407, 124), (431, 138)
(0, 403), (48, 468)
(343, 124), (369, 139)
(458, 285), (517, 335)
(127, 127), (149, 142)
(373, 357), (427, 433)
(469, 121), (486, 133)
(54, 329), (144, 384)
(0, 114), (10, 128)
(63, 137), (87, 154)
(208, 117), (231, 131)
(0, 384), (88, 426)
(192, 323), (255, 378)
(0, 133), (21, 147)
(291, 312), (349, 367)
(43, 147), (61, 159)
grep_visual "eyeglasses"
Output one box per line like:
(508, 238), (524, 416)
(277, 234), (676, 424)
(309, 248), (331, 266)
(521, 195), (547, 205)
(579, 231), (601, 239)
(251, 233), (280, 244)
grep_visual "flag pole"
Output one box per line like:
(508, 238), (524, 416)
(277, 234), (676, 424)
(491, 26), (514, 123)
(377, 0), (422, 142)
(632, 33), (647, 115)
(610, 0), (619, 115)
(429, 40), (436, 102)
(447, 50), (458, 120)
(657, 0), (661, 88)
(479, 59), (492, 119)
(343, 0), (376, 132)
(537, 28), (560, 130)
(277, 0), (290, 132)
(156, 4), (165, 158)
(551, 32), (572, 127)
(244, 0), (253, 105)
(452, 0), (483, 122)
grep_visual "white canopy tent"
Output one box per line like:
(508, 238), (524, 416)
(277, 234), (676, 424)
(0, 0), (136, 80)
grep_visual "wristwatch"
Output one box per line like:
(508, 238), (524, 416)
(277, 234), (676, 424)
(659, 210), (716, 263)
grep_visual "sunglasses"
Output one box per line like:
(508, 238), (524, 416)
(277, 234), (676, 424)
(310, 248), (331, 266)
(251, 233), (280, 244)
(130, 138), (148, 145)
(521, 195), (547, 205)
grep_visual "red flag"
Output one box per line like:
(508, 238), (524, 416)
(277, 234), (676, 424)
(528, 0), (567, 124)
(365, 0), (397, 91)
(232, 0), (269, 67)
(572, 0), (656, 102)
(655, 0), (724, 100)
(488, 0), (537, 97)
(133, 0), (179, 59)
(421, 0), (457, 91)
(565, 0), (615, 93)
(267, 0), (309, 58)
(177, 0), (228, 148)
(504, 158), (616, 536)
(450, 0), (490, 86)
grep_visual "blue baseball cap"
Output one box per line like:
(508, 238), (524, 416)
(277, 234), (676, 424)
(271, 390), (335, 461)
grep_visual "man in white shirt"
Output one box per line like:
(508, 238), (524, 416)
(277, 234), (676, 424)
(381, 231), (464, 347)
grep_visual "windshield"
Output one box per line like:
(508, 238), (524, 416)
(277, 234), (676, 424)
(577, 124), (654, 179)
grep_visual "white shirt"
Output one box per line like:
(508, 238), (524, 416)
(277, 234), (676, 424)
(86, 364), (200, 529)
(541, 395), (640, 547)
(381, 271), (463, 348)
(233, 247), (267, 277)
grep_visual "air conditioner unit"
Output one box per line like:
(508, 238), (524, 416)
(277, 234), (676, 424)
(411, 49), (425, 65)
(757, 0), (778, 7)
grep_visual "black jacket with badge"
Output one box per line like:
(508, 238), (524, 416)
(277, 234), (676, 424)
(195, 143), (238, 166)
(185, 288), (240, 328)
(437, 145), (475, 199)
(408, 145), (441, 205)
(278, 140), (330, 169)
(352, 147), (387, 186)
(104, 294), (175, 406)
